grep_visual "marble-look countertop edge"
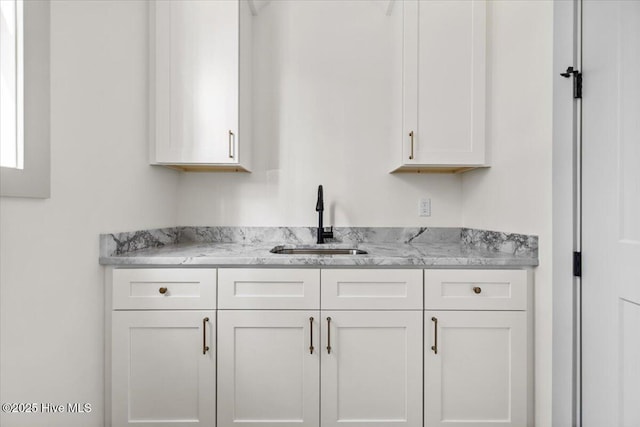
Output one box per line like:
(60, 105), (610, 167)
(99, 258), (539, 267)
(99, 254), (539, 268)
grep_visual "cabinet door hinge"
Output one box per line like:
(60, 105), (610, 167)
(573, 251), (582, 277)
(561, 66), (582, 99)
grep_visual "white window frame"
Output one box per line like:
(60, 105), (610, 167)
(1, 0), (50, 198)
(1, 0), (24, 169)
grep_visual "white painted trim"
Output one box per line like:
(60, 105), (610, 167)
(552, 0), (581, 425)
(15, 0), (24, 169)
(0, 0), (50, 198)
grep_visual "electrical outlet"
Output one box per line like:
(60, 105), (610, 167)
(419, 198), (431, 217)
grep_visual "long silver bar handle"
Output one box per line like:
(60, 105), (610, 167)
(409, 131), (414, 160)
(228, 130), (234, 158)
(431, 317), (438, 354)
(309, 317), (315, 354)
(326, 317), (332, 354)
(203, 317), (210, 355)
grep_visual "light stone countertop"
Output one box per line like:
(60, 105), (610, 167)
(99, 227), (539, 268)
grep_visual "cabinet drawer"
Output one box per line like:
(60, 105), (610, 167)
(218, 269), (320, 309)
(425, 269), (527, 311)
(112, 268), (216, 310)
(321, 269), (423, 310)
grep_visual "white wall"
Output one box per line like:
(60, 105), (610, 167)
(461, 1), (554, 426)
(177, 1), (463, 227)
(0, 2), (178, 426)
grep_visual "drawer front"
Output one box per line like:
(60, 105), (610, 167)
(112, 268), (216, 310)
(321, 269), (423, 310)
(425, 269), (527, 311)
(218, 269), (320, 309)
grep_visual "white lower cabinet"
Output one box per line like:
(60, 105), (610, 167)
(108, 267), (532, 427)
(424, 311), (528, 427)
(216, 269), (424, 427)
(217, 310), (423, 427)
(321, 311), (423, 427)
(111, 310), (216, 427)
(217, 310), (320, 427)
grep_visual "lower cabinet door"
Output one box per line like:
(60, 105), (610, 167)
(111, 311), (216, 427)
(217, 310), (320, 427)
(425, 311), (528, 427)
(321, 311), (423, 427)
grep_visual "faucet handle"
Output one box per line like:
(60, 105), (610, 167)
(323, 226), (334, 238)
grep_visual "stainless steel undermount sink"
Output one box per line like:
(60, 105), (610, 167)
(270, 246), (368, 255)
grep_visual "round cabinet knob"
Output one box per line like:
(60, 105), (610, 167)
(472, 286), (482, 294)
(159, 287), (168, 295)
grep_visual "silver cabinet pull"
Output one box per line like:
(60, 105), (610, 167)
(159, 287), (168, 295)
(309, 317), (314, 354)
(473, 286), (482, 294)
(409, 131), (414, 160)
(326, 317), (332, 354)
(431, 317), (438, 354)
(228, 130), (234, 158)
(203, 317), (210, 355)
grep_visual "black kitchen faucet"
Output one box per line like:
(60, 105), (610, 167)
(315, 185), (334, 244)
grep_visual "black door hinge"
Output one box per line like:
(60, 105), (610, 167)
(573, 251), (582, 277)
(561, 66), (582, 99)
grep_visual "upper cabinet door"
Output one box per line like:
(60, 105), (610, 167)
(151, 0), (244, 167)
(400, 0), (487, 171)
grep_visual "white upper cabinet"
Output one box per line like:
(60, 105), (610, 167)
(396, 0), (487, 172)
(149, 0), (251, 171)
